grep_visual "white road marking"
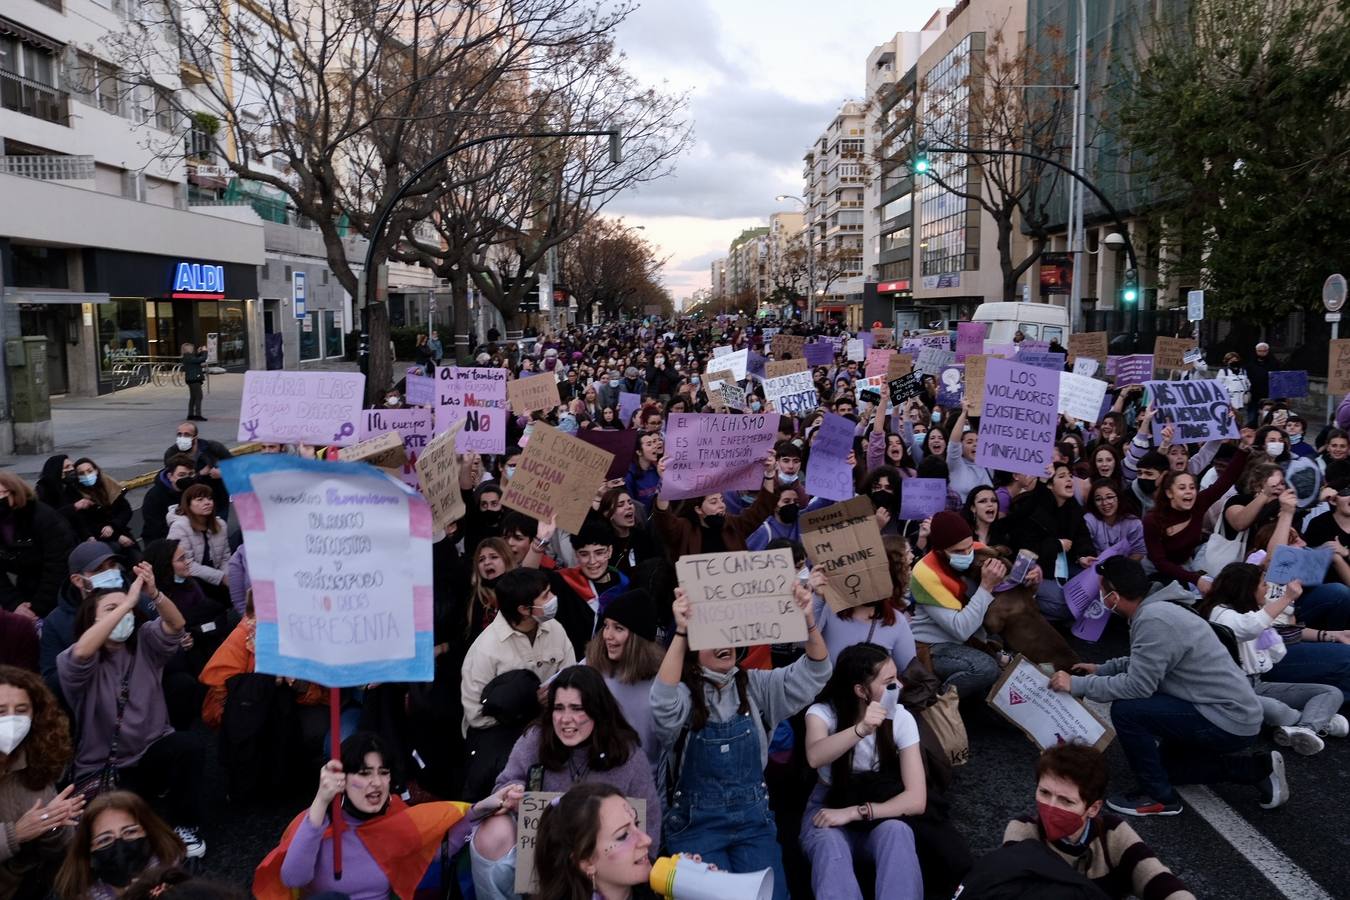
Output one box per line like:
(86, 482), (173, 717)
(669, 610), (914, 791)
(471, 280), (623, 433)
(1177, 785), (1333, 900)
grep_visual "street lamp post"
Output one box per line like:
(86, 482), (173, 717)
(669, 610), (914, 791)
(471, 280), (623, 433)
(1066, 0), (1089, 335)
(775, 194), (815, 324)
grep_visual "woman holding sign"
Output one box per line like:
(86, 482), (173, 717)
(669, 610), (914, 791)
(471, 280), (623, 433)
(650, 451), (780, 558)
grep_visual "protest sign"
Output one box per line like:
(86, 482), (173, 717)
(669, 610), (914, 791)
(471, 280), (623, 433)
(360, 408), (433, 488)
(804, 341), (835, 367)
(1266, 545), (1334, 586)
(1182, 347), (1204, 366)
(1018, 339), (1050, 353)
(713, 344), (734, 358)
(1017, 351), (1066, 371)
(901, 338), (924, 356)
(404, 367), (435, 407)
(1067, 332), (1108, 365)
(986, 656), (1113, 752)
(772, 334), (806, 359)
(574, 428), (639, 479)
(964, 354), (989, 402)
(853, 375), (886, 406)
(935, 365), (965, 408)
(1061, 538), (1132, 641)
(1187, 289), (1205, 321)
(799, 496), (893, 612)
(746, 351), (767, 380)
(859, 331), (875, 350)
(676, 549), (804, 650)
(238, 370), (365, 446)
(976, 357), (1059, 477)
(435, 367), (508, 453)
(805, 412), (856, 502)
(707, 349), (749, 382)
(705, 368), (735, 389)
(338, 431), (406, 470)
(887, 354), (915, 380)
(766, 357), (808, 379)
(1112, 355), (1154, 387)
(618, 391), (643, 425)
(661, 413), (778, 501)
(1144, 379), (1239, 444)
(219, 454), (433, 686)
(502, 422), (613, 533)
(865, 348), (893, 378)
(1330, 340), (1350, 395)
(1057, 371), (1109, 423)
(415, 420), (466, 534)
(984, 342), (1017, 359)
(916, 347), (956, 378)
(956, 322), (987, 361)
(919, 332), (951, 350)
(899, 478), (947, 521)
(1268, 370), (1310, 399)
(720, 384), (747, 410)
(515, 793), (646, 894)
(764, 371), (818, 416)
(889, 371), (925, 405)
(846, 339), (866, 362)
(507, 372), (560, 416)
(1153, 336), (1196, 375)
(1072, 357), (1099, 377)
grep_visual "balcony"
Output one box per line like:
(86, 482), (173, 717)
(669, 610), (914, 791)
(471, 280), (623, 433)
(0, 70), (69, 125)
(0, 153), (93, 181)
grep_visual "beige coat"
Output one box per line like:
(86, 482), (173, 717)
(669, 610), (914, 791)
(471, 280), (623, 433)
(0, 749), (70, 898)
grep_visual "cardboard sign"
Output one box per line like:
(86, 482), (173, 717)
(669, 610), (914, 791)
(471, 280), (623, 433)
(956, 322), (987, 361)
(964, 355), (989, 403)
(1266, 545), (1334, 586)
(1112, 354), (1154, 388)
(887, 354), (915, 381)
(916, 347), (956, 378)
(1068, 332), (1108, 365)
(888, 372), (925, 405)
(676, 549), (804, 649)
(1057, 371), (1109, 423)
(515, 793), (646, 894)
(238, 370), (366, 446)
(720, 384), (747, 410)
(618, 391), (643, 425)
(976, 358), (1059, 477)
(507, 372), (561, 416)
(405, 367), (436, 406)
(502, 422), (613, 533)
(800, 496), (893, 612)
(360, 408), (433, 488)
(766, 357), (808, 379)
(1144, 379), (1239, 444)
(1268, 370), (1310, 399)
(574, 428), (639, 479)
(219, 455), (434, 686)
(661, 413), (779, 501)
(805, 412), (855, 502)
(707, 349), (748, 382)
(1061, 538), (1132, 642)
(986, 656), (1113, 752)
(804, 341), (835, 367)
(865, 348), (893, 378)
(772, 334), (806, 359)
(415, 420), (467, 534)
(899, 477), (947, 521)
(935, 364), (965, 408)
(338, 431), (406, 470)
(764, 370), (818, 416)
(1330, 340), (1350, 395)
(435, 367), (508, 453)
(1153, 336), (1196, 375)
(1072, 357), (1099, 377)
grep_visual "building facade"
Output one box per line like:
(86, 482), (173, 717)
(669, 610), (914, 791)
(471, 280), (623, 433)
(727, 227), (769, 304)
(803, 101), (867, 326)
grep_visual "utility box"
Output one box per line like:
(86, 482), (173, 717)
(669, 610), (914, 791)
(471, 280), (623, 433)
(5, 336), (53, 453)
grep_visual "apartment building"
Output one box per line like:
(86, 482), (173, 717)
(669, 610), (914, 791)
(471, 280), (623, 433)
(0, 0), (264, 446)
(766, 210), (804, 312)
(802, 101), (866, 327)
(709, 256), (727, 300)
(727, 227), (769, 303)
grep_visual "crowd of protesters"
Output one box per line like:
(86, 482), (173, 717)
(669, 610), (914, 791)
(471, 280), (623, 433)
(1, 314), (1346, 899)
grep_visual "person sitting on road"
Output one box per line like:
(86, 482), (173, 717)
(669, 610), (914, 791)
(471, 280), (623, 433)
(1002, 744), (1195, 899)
(54, 791), (185, 900)
(166, 486), (232, 607)
(583, 588), (665, 782)
(0, 472), (76, 621)
(533, 783), (657, 900)
(140, 455), (198, 546)
(1049, 557), (1286, 817)
(65, 458), (137, 553)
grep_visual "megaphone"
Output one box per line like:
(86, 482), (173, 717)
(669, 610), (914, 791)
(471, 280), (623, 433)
(649, 855), (773, 900)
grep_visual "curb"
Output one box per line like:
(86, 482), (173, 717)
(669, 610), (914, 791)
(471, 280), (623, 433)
(121, 443), (263, 491)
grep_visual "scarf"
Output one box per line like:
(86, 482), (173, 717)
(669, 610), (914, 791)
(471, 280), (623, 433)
(910, 542), (985, 611)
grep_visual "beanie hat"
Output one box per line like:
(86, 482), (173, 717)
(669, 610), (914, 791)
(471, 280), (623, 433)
(599, 588), (658, 643)
(928, 510), (973, 552)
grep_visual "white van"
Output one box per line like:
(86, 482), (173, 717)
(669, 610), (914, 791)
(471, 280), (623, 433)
(971, 302), (1069, 345)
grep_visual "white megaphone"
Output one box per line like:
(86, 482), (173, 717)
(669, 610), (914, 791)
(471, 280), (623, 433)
(649, 855), (773, 900)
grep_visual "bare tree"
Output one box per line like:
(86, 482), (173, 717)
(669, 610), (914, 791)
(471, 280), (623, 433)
(557, 217), (667, 322)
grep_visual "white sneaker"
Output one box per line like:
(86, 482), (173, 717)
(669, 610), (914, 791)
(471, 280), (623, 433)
(174, 826), (206, 859)
(1274, 725), (1325, 756)
(1321, 714), (1349, 738)
(1259, 751), (1289, 810)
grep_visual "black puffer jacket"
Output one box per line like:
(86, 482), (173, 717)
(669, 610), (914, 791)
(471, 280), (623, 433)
(0, 499), (75, 616)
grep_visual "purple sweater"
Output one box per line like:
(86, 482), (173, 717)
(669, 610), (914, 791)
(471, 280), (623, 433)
(812, 595), (916, 672)
(280, 811), (388, 899)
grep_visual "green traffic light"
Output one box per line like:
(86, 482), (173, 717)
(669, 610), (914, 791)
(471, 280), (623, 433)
(1122, 285), (1138, 303)
(914, 156), (930, 174)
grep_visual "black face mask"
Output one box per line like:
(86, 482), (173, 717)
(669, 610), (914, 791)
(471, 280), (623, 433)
(702, 514), (726, 531)
(63, 473), (78, 486)
(1137, 478), (1158, 496)
(479, 509), (503, 530)
(870, 490), (896, 511)
(778, 503), (800, 524)
(90, 837), (151, 888)
(174, 477), (194, 493)
(0, 497), (10, 514)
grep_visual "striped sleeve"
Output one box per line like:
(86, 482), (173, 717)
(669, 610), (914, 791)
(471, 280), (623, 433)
(1105, 819), (1196, 900)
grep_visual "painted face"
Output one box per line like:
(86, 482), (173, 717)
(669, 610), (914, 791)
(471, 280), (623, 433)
(584, 796), (653, 892)
(576, 545), (612, 580)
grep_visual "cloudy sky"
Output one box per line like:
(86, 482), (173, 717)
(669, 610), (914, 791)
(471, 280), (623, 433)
(605, 1), (941, 303)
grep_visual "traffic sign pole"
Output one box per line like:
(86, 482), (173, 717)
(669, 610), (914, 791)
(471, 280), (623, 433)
(1323, 274), (1346, 425)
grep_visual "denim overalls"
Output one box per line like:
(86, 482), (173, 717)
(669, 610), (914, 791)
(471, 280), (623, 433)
(662, 710), (788, 900)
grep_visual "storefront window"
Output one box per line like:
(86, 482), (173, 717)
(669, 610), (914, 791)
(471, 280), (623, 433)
(219, 301), (247, 368)
(323, 310), (343, 358)
(299, 311), (321, 361)
(96, 299), (148, 374)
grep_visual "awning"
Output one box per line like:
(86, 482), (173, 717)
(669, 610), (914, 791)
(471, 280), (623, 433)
(0, 17), (62, 54)
(818, 305), (846, 313)
(3, 288), (110, 305)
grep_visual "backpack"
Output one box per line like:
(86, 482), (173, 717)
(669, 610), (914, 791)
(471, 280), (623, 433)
(954, 840), (1112, 900)
(219, 673), (303, 804)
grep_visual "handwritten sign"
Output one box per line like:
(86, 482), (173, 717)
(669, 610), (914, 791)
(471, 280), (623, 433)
(415, 420), (466, 534)
(360, 409), (433, 488)
(766, 357), (808, 379)
(887, 354), (915, 381)
(435, 367), (507, 453)
(804, 341), (835, 367)
(405, 367), (435, 407)
(238, 370), (365, 446)
(956, 322), (987, 361)
(800, 496), (893, 611)
(1144, 379), (1238, 444)
(1329, 340), (1350, 395)
(1153, 336), (1196, 375)
(1266, 545), (1334, 586)
(805, 412), (855, 502)
(1072, 357), (1099, 377)
(976, 358), (1059, 477)
(986, 656), (1113, 752)
(707, 349), (748, 382)
(772, 334), (805, 359)
(719, 383), (747, 410)
(1057, 371), (1109, 424)
(661, 413), (778, 501)
(964, 355), (989, 403)
(677, 549), (803, 649)
(1017, 351), (1066, 371)
(865, 348), (893, 378)
(847, 339), (866, 362)
(899, 478), (948, 521)
(339, 431), (406, 470)
(574, 429), (639, 479)
(888, 372), (925, 405)
(764, 371), (817, 416)
(515, 793), (646, 894)
(502, 422), (613, 533)
(507, 372), (561, 415)
(1268, 370), (1309, 399)
(916, 347), (956, 378)
(1112, 354), (1154, 388)
(219, 455), (433, 686)
(1068, 332), (1108, 365)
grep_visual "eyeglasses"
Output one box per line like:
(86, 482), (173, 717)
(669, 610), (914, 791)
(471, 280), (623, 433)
(1096, 494), (1118, 502)
(92, 824), (145, 851)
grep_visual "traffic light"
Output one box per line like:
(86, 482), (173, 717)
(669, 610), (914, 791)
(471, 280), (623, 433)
(913, 143), (930, 175)
(1121, 268), (1139, 304)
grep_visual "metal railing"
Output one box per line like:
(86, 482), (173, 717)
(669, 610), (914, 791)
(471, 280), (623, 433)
(0, 153), (94, 181)
(104, 356), (211, 392)
(0, 70), (69, 125)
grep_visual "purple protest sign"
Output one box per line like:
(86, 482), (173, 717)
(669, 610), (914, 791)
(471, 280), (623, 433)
(1063, 538), (1133, 641)
(975, 357), (1059, 477)
(901, 338), (924, 356)
(1145, 379), (1239, 445)
(238, 370), (365, 446)
(984, 342), (1017, 358)
(405, 366), (436, 406)
(805, 412), (856, 502)
(618, 391), (642, 426)
(935, 364), (965, 408)
(804, 341), (835, 367)
(435, 366), (508, 453)
(1268, 370), (1310, 399)
(956, 322), (987, 361)
(860, 331), (876, 351)
(1114, 355), (1154, 387)
(899, 477), (947, 521)
(746, 351), (767, 379)
(359, 408), (433, 488)
(1017, 351), (1067, 371)
(575, 429), (639, 479)
(1017, 339), (1050, 353)
(661, 413), (779, 501)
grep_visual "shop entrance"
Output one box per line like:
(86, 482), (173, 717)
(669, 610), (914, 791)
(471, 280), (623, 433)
(18, 306), (69, 395)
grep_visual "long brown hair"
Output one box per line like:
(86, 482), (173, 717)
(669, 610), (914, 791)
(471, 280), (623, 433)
(0, 472), (34, 510)
(179, 483), (219, 534)
(467, 537), (515, 638)
(73, 457), (123, 509)
(536, 667), (638, 773)
(584, 628), (662, 685)
(534, 783), (626, 900)
(55, 791), (184, 899)
(0, 665), (71, 789)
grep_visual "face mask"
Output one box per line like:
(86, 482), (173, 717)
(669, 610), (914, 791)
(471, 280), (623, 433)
(702, 513), (726, 531)
(750, 401), (763, 412)
(173, 574), (187, 584)
(700, 666), (737, 688)
(778, 503), (800, 523)
(655, 358), (665, 366)
(108, 612), (135, 643)
(947, 550), (975, 571)
(778, 471), (799, 484)
(533, 595), (559, 622)
(385, 396), (401, 407)
(691, 377), (701, 387)
(62, 473), (78, 485)
(78, 472), (99, 487)
(505, 466), (517, 480)
(174, 477), (193, 493)
(931, 411), (941, 423)
(1137, 477), (1157, 496)
(610, 379), (621, 388)
(1289, 433), (1304, 444)
(175, 436), (193, 451)
(879, 682), (900, 719)
(1266, 442), (1285, 457)
(0, 714), (31, 754)
(89, 568), (124, 591)
(90, 837), (151, 889)
(1101, 590), (1124, 618)
(1037, 802), (1086, 843)
(870, 490), (895, 510)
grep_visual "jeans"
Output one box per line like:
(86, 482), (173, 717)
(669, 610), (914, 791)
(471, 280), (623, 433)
(117, 731), (205, 827)
(1268, 641), (1350, 704)
(468, 841), (516, 900)
(1256, 679), (1344, 730)
(799, 784), (922, 900)
(1036, 579), (1072, 623)
(928, 642), (999, 700)
(1110, 694), (1264, 803)
(1298, 583), (1350, 629)
(187, 380), (203, 418)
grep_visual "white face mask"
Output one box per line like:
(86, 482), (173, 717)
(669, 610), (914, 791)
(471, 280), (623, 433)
(88, 568), (124, 591)
(1265, 441), (1285, 457)
(0, 715), (31, 755)
(175, 436), (194, 452)
(533, 595), (559, 622)
(108, 612), (135, 643)
(879, 682), (900, 719)
(1289, 433), (1303, 444)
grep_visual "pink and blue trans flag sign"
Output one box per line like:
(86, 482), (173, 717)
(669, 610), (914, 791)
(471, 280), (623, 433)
(221, 454), (435, 687)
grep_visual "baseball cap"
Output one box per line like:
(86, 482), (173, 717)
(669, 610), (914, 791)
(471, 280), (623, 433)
(69, 541), (118, 575)
(1096, 556), (1149, 600)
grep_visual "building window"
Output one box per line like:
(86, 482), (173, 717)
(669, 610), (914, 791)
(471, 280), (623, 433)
(300, 311), (321, 361)
(919, 34), (983, 277)
(881, 227), (911, 253)
(880, 194), (912, 223)
(324, 310), (343, 358)
(96, 299), (149, 375)
(67, 51), (125, 116)
(1, 32), (66, 124)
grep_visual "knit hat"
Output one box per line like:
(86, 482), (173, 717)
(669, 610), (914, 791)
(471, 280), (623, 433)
(928, 511), (972, 552)
(599, 588), (658, 642)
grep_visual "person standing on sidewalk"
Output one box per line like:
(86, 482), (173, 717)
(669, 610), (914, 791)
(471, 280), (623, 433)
(180, 343), (208, 422)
